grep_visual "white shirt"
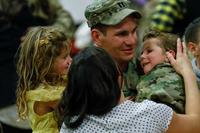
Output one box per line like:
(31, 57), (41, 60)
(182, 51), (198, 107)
(60, 100), (173, 133)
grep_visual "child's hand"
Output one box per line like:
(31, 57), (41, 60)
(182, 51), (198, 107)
(166, 38), (193, 76)
(125, 96), (135, 101)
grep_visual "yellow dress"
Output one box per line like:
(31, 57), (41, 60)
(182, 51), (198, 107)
(26, 84), (65, 133)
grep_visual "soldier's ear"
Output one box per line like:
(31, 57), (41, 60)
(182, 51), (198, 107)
(91, 29), (103, 47)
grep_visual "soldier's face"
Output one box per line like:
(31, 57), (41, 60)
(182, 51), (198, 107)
(97, 16), (138, 68)
(140, 38), (166, 74)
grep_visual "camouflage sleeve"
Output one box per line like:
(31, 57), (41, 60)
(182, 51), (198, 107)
(123, 60), (140, 97)
(136, 64), (185, 113)
(49, 0), (76, 39)
(27, 0), (76, 39)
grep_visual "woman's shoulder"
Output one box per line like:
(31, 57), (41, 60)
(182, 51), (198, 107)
(115, 100), (173, 117)
(60, 100), (173, 133)
(115, 100), (173, 131)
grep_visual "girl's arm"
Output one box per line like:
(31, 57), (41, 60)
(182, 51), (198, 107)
(34, 100), (59, 116)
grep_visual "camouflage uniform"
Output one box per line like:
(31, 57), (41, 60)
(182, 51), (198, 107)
(123, 60), (140, 97)
(136, 63), (185, 113)
(0, 0), (76, 39)
(28, 0), (76, 38)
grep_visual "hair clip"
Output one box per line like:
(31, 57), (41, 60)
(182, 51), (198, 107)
(39, 37), (49, 46)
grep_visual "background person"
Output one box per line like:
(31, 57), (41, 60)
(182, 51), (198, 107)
(183, 17), (200, 86)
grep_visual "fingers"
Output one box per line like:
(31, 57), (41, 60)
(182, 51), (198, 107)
(176, 38), (182, 56)
(166, 52), (176, 66)
(125, 96), (135, 101)
(182, 42), (187, 55)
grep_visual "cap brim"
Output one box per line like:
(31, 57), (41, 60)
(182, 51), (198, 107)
(101, 8), (142, 26)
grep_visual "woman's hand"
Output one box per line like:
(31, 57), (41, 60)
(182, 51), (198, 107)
(166, 38), (200, 133)
(166, 38), (193, 77)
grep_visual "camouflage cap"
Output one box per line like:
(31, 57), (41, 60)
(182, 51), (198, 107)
(85, 0), (142, 27)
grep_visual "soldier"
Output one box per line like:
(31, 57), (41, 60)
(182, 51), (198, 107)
(0, 0), (76, 132)
(84, 0), (142, 98)
(136, 29), (185, 113)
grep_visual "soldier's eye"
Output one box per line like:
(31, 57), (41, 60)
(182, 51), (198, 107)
(116, 31), (128, 36)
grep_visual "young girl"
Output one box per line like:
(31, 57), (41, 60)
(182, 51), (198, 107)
(136, 29), (185, 113)
(16, 26), (72, 133)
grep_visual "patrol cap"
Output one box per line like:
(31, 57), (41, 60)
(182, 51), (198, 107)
(85, 0), (142, 28)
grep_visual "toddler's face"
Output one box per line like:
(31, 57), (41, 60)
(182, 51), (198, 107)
(140, 38), (166, 74)
(52, 48), (72, 75)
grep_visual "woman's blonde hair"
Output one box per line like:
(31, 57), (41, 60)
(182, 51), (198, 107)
(16, 26), (70, 120)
